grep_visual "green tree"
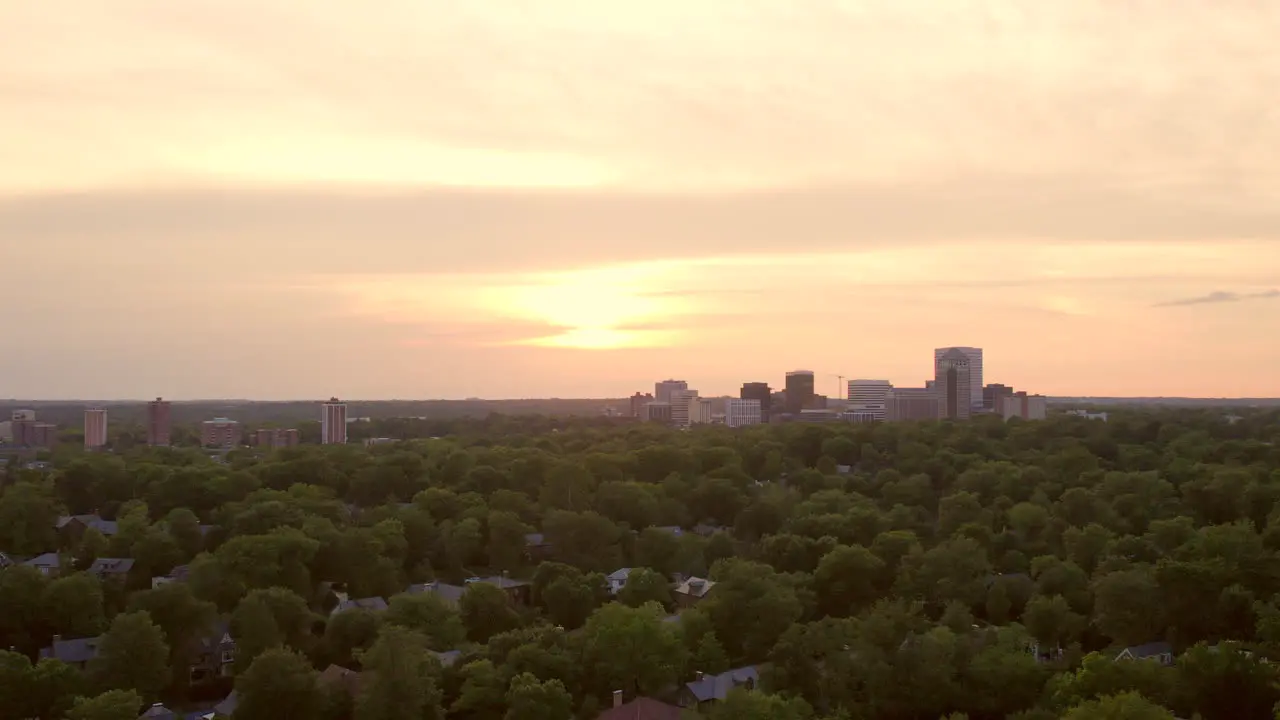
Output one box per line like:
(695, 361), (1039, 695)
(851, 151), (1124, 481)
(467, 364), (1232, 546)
(617, 568), (674, 610)
(1091, 568), (1164, 646)
(0, 482), (60, 555)
(65, 689), (143, 720)
(580, 603), (685, 698)
(356, 626), (443, 720)
(384, 592), (465, 651)
(89, 611), (170, 701)
(451, 659), (507, 720)
(708, 688), (812, 720)
(702, 559), (803, 661)
(324, 608), (382, 669)
(504, 672), (573, 720)
(231, 587), (315, 672)
(234, 647), (322, 720)
(125, 582), (217, 667)
(1062, 692), (1175, 719)
(691, 632), (731, 676)
(542, 573), (600, 630)
(813, 545), (885, 617)
(487, 511), (532, 572)
(460, 583), (520, 643)
(43, 572), (106, 639)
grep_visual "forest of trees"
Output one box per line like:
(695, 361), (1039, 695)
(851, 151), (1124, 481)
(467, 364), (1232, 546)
(2, 407), (1280, 719)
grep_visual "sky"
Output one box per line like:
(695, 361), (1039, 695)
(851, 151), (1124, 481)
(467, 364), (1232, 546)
(1, 0), (1279, 400)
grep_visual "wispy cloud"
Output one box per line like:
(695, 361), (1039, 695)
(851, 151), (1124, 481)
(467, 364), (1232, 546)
(1155, 289), (1280, 307)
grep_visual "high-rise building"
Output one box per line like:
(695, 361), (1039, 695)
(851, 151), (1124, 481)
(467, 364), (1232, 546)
(935, 349), (973, 420)
(84, 408), (108, 450)
(725, 398), (763, 428)
(645, 402), (673, 424)
(201, 418), (240, 448)
(983, 383), (1014, 412)
(934, 347), (983, 409)
(31, 423), (57, 449)
(254, 428), (300, 448)
(654, 380), (689, 404)
(629, 392), (654, 418)
(885, 388), (940, 421)
(784, 370), (816, 414)
(11, 409), (36, 446)
(997, 392), (1048, 421)
(322, 398), (348, 444)
(670, 389), (700, 427)
(847, 380), (893, 421)
(146, 398), (171, 446)
(739, 382), (773, 423)
(691, 398), (714, 425)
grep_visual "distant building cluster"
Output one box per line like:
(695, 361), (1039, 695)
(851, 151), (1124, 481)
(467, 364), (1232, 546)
(629, 347), (1048, 426)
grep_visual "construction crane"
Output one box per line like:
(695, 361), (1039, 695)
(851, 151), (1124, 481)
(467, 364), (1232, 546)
(830, 374), (848, 400)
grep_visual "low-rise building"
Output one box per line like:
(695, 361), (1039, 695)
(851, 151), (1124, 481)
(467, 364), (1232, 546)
(673, 576), (716, 608)
(724, 399), (762, 428)
(40, 635), (101, 670)
(678, 666), (760, 709)
(885, 388), (940, 421)
(201, 419), (241, 449)
(997, 392), (1048, 421)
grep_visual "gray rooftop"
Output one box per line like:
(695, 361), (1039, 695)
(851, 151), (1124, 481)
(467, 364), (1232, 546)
(685, 666), (759, 702)
(40, 635), (102, 664)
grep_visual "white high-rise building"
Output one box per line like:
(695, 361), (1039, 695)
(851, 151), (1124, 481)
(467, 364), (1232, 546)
(84, 408), (108, 449)
(654, 380), (689, 404)
(321, 398), (348, 444)
(847, 380), (892, 421)
(670, 389), (699, 427)
(934, 347), (983, 409)
(724, 399), (763, 427)
(691, 398), (714, 425)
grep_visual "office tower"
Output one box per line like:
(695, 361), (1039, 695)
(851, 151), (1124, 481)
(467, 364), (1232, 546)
(983, 383), (1014, 412)
(201, 418), (240, 448)
(935, 349), (973, 420)
(739, 382), (773, 423)
(670, 389), (700, 427)
(84, 408), (108, 449)
(654, 380), (688, 404)
(847, 380), (893, 421)
(885, 388), (941, 421)
(31, 423), (57, 449)
(997, 392), (1047, 421)
(691, 398), (713, 425)
(629, 392), (654, 418)
(645, 402), (673, 424)
(784, 370), (816, 414)
(255, 428), (300, 448)
(11, 409), (36, 446)
(322, 398), (348, 444)
(725, 398), (763, 428)
(934, 347), (983, 409)
(146, 398), (171, 446)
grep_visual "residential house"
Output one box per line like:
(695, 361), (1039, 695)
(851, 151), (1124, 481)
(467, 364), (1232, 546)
(202, 691), (238, 719)
(23, 552), (61, 577)
(1115, 641), (1174, 666)
(524, 532), (552, 561)
(330, 597), (389, 616)
(607, 568), (632, 595)
(409, 577), (530, 607)
(433, 650), (463, 667)
(677, 666), (759, 709)
(596, 694), (683, 720)
(692, 524), (724, 537)
(672, 577), (716, 609)
(652, 526), (685, 537)
(40, 635), (101, 670)
(139, 704), (214, 720)
(87, 557), (135, 581)
(0, 552), (15, 568)
(152, 564), (191, 589)
(317, 664), (363, 700)
(186, 621), (236, 683)
(55, 514), (119, 544)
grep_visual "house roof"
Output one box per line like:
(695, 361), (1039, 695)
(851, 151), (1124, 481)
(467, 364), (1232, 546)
(652, 526), (684, 536)
(56, 514), (119, 535)
(608, 568), (632, 582)
(673, 577), (715, 598)
(0, 552), (16, 567)
(471, 575), (529, 589)
(433, 650), (462, 667)
(1121, 641), (1173, 659)
(317, 664), (362, 697)
(524, 532), (547, 546)
(331, 597), (389, 615)
(684, 666), (759, 702)
(595, 697), (684, 720)
(692, 524), (723, 537)
(88, 557), (136, 575)
(139, 703), (178, 719)
(40, 635), (101, 664)
(661, 614), (682, 624)
(211, 691), (238, 718)
(408, 581), (467, 604)
(22, 552), (60, 568)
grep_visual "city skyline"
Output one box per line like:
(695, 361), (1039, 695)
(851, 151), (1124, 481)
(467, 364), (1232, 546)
(3, 2), (1278, 399)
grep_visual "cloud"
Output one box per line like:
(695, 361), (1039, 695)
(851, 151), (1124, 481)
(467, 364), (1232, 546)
(1155, 289), (1280, 307)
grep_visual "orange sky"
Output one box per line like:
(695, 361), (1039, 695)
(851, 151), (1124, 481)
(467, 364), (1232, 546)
(1, 1), (1278, 399)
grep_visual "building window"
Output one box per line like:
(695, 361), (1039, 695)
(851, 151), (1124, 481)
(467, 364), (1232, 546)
(221, 650), (235, 664)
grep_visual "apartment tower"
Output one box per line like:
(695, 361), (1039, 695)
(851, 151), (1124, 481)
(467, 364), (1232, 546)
(935, 349), (973, 420)
(322, 398), (348, 444)
(84, 408), (108, 450)
(847, 380), (892, 421)
(146, 398), (171, 446)
(934, 347), (983, 409)
(739, 382), (773, 423)
(201, 418), (240, 449)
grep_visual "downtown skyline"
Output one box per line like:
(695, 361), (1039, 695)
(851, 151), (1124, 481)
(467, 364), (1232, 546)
(2, 1), (1278, 400)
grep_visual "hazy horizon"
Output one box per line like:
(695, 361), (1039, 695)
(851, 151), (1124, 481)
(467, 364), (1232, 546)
(3, 1), (1278, 399)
